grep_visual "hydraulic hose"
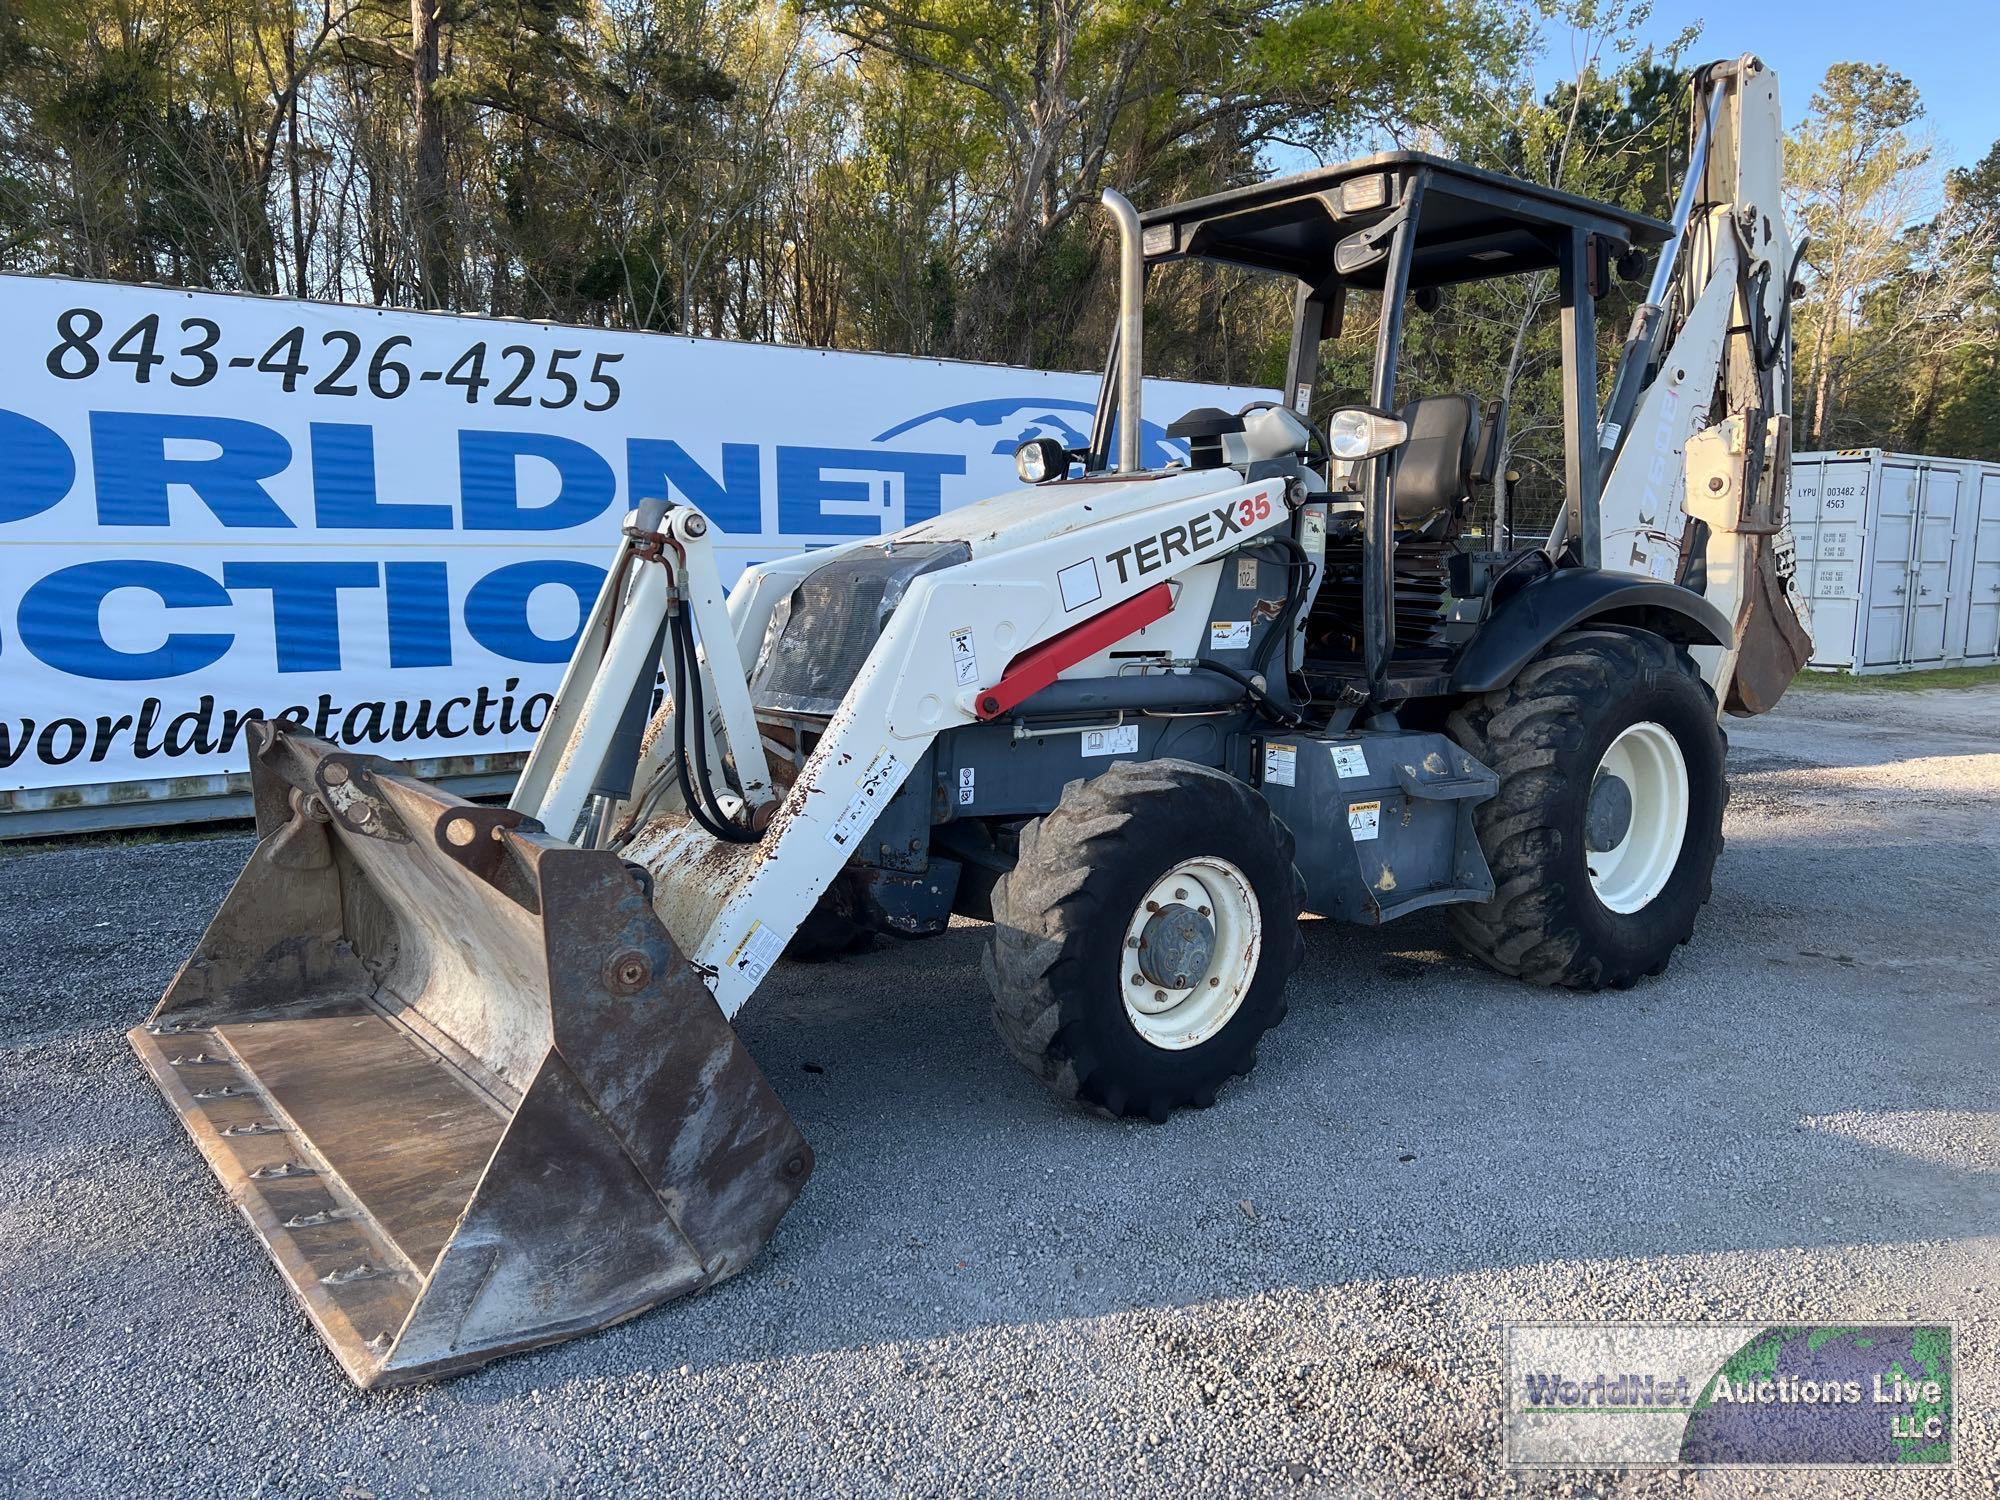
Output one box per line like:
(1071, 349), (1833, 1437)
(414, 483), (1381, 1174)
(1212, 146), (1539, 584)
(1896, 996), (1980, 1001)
(1251, 535), (1316, 681)
(1187, 536), (1317, 730)
(1189, 658), (1302, 728)
(668, 602), (759, 844)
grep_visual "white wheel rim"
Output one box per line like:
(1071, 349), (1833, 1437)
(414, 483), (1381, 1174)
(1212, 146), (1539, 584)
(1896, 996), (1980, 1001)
(1585, 720), (1690, 914)
(1120, 856), (1262, 1051)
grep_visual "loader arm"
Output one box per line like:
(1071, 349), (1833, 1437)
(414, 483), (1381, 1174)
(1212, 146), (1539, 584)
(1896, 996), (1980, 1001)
(1595, 54), (1814, 714)
(598, 469), (1294, 1017)
(510, 503), (779, 845)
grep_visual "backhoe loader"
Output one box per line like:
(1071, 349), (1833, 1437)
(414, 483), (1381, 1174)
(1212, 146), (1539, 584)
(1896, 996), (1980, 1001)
(134, 56), (1811, 1387)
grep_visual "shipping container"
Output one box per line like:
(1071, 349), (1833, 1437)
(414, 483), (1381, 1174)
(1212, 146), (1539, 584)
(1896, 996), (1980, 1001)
(1789, 450), (2000, 674)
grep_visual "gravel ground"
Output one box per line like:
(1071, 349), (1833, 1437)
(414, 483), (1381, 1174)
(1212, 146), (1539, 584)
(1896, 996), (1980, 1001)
(2, 685), (1995, 1498)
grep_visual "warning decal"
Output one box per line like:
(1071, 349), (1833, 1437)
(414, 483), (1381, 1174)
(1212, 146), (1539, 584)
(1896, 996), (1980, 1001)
(826, 747), (905, 848)
(1263, 742), (1297, 787)
(949, 627), (979, 686)
(728, 921), (785, 984)
(1082, 724), (1140, 758)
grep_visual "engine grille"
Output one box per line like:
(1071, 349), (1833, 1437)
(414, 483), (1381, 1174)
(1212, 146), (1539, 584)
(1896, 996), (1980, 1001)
(750, 541), (969, 715)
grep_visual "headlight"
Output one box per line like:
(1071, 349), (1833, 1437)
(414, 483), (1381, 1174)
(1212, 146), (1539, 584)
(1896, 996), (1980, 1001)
(1337, 173), (1390, 215)
(1325, 407), (1409, 461)
(1015, 437), (1070, 485)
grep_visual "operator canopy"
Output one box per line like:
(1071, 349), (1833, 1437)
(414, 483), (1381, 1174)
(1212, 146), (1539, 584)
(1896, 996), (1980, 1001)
(1137, 151), (1672, 289)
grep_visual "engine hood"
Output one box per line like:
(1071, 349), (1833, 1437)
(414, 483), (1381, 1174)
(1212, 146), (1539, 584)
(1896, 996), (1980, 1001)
(892, 467), (1243, 557)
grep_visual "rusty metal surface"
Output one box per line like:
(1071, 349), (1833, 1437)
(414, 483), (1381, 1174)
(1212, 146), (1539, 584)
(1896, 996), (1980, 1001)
(0, 751), (525, 841)
(615, 809), (766, 963)
(130, 720), (813, 1389)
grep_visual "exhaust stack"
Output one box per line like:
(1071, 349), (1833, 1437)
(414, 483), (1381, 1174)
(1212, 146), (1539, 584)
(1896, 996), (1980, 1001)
(1103, 187), (1146, 473)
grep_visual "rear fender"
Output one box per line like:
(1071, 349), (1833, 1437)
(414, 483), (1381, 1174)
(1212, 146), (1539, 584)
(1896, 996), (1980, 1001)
(1450, 568), (1732, 695)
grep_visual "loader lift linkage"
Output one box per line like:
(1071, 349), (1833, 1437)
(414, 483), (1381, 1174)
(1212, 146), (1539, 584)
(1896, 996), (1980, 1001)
(134, 56), (1812, 1387)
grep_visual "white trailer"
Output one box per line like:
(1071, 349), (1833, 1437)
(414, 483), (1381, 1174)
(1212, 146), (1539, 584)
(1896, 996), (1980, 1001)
(1790, 449), (2000, 673)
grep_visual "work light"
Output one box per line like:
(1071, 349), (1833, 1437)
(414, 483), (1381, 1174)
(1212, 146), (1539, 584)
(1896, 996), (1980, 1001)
(1325, 407), (1409, 461)
(1015, 436), (1071, 485)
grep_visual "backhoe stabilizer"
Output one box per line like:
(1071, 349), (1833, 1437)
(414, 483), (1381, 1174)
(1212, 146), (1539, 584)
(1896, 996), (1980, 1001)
(129, 722), (812, 1389)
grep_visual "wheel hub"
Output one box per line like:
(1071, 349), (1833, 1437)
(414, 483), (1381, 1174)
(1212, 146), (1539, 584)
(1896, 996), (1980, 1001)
(1585, 772), (1635, 852)
(1136, 904), (1215, 990)
(1585, 720), (1691, 914)
(1120, 857), (1263, 1051)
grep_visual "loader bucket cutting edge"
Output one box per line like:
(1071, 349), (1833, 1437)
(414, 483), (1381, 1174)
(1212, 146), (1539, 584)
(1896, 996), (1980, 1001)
(129, 722), (813, 1389)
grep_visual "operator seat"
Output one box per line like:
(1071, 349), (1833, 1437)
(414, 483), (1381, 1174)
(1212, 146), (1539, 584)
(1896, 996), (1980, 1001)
(1393, 394), (1480, 530)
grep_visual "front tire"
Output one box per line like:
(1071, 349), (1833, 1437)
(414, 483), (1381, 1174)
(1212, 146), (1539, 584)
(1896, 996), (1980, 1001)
(1446, 628), (1727, 989)
(983, 760), (1306, 1120)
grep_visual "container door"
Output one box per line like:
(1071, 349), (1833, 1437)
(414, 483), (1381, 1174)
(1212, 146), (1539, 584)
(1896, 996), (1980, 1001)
(1967, 467), (2000, 663)
(1906, 465), (1959, 664)
(1792, 454), (1863, 669)
(1861, 461), (1914, 667)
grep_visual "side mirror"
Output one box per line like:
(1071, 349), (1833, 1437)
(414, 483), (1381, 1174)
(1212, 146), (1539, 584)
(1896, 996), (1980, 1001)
(1325, 406), (1409, 461)
(1014, 437), (1072, 485)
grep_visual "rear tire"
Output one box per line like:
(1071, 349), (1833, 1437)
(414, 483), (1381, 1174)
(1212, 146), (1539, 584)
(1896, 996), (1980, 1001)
(983, 760), (1306, 1120)
(1445, 628), (1727, 989)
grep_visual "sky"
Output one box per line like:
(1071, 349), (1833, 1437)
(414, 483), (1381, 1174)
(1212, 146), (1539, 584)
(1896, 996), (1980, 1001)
(1539, 0), (1999, 170)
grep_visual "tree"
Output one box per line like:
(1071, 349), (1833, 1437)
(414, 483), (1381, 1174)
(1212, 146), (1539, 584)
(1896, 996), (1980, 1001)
(1926, 140), (2000, 458)
(812, 0), (1517, 365)
(3, 0), (1990, 470)
(1384, 0), (1693, 539)
(1788, 64), (1931, 447)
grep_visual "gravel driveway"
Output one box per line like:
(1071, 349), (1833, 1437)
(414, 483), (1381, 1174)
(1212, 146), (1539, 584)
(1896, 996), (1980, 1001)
(2, 684), (1995, 1497)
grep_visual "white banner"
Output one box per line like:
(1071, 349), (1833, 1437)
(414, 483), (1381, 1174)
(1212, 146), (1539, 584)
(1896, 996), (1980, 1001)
(0, 274), (1261, 791)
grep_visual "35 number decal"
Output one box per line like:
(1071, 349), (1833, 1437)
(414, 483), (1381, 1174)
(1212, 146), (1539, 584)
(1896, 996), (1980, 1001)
(1237, 494), (1273, 527)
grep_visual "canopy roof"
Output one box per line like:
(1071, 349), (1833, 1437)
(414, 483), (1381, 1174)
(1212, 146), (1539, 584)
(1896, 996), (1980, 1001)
(1138, 152), (1673, 290)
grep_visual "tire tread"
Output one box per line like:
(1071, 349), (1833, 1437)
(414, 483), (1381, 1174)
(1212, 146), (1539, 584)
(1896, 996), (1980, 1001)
(985, 760), (1306, 1116)
(1446, 629), (1728, 990)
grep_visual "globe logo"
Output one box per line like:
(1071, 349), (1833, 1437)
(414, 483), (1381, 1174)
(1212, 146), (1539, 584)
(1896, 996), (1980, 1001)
(873, 396), (1190, 468)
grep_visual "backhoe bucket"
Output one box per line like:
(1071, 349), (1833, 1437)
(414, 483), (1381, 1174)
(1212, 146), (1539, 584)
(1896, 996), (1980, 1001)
(129, 723), (812, 1389)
